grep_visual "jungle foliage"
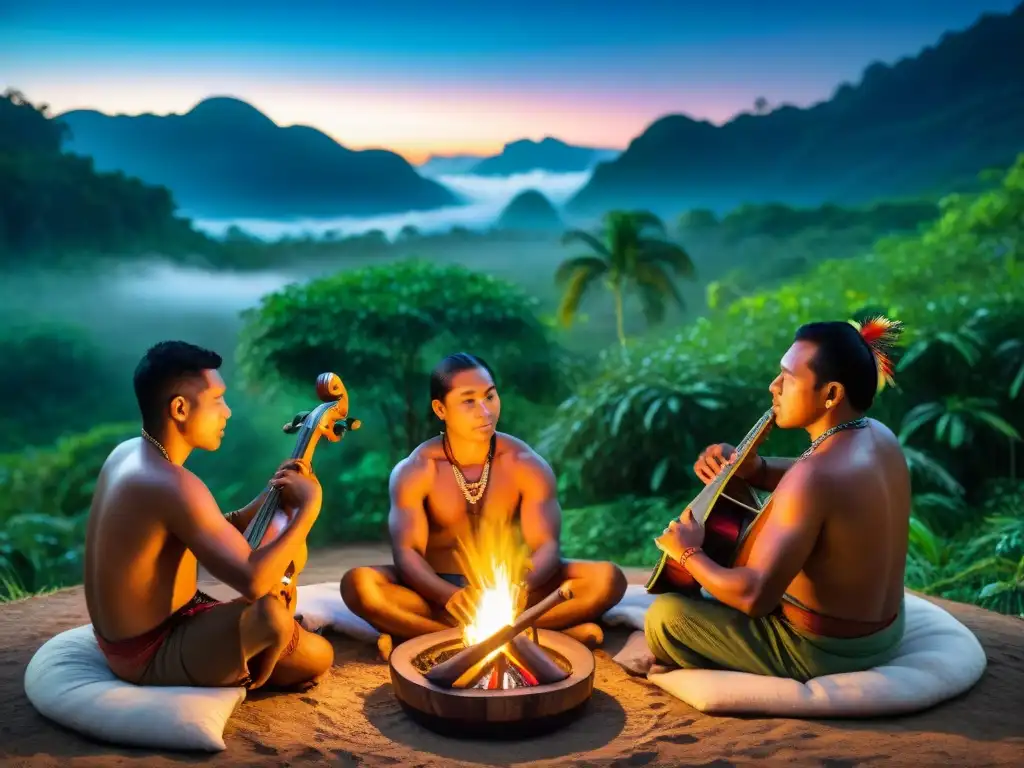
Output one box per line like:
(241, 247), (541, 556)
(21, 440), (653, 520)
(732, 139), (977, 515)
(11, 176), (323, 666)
(1, 88), (1020, 616)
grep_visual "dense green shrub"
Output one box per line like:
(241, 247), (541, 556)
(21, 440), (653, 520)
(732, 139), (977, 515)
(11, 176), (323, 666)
(0, 422), (137, 598)
(236, 258), (569, 460)
(539, 156), (1024, 511)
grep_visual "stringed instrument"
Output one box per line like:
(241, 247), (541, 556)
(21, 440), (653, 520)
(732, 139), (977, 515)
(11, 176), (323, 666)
(242, 372), (361, 598)
(645, 407), (775, 595)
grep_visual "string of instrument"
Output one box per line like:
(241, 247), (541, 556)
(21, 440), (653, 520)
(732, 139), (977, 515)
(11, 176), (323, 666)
(645, 407), (775, 595)
(243, 372), (361, 602)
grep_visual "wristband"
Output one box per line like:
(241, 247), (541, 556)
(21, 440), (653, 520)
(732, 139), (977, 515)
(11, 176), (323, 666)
(677, 546), (701, 567)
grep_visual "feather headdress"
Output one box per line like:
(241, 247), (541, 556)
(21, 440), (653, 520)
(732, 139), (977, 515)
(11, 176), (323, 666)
(848, 315), (904, 393)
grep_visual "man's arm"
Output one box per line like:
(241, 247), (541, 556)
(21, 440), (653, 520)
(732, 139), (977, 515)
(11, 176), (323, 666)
(685, 465), (826, 616)
(388, 457), (460, 606)
(748, 456), (797, 492)
(225, 460), (310, 533)
(517, 451), (562, 592)
(159, 473), (319, 601)
(225, 488), (269, 533)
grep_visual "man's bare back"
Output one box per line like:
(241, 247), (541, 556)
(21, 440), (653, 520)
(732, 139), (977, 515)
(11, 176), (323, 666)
(763, 418), (910, 625)
(85, 439), (203, 643)
(83, 341), (333, 691)
(624, 319), (912, 680)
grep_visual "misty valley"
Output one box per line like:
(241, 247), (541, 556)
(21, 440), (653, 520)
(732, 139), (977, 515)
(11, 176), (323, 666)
(2, 3), (1023, 629)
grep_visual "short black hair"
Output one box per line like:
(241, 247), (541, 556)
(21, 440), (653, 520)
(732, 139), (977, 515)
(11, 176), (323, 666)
(133, 341), (223, 428)
(429, 352), (495, 404)
(793, 321), (877, 412)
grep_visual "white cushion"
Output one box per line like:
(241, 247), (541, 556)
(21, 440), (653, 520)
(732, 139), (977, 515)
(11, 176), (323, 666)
(604, 585), (988, 717)
(296, 582), (380, 642)
(24, 624), (246, 751)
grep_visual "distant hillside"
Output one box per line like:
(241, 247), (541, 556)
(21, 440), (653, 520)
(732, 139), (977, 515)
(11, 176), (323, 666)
(567, 4), (1024, 217)
(418, 154), (488, 177)
(496, 190), (563, 231)
(59, 97), (461, 219)
(0, 89), (214, 262)
(470, 137), (620, 176)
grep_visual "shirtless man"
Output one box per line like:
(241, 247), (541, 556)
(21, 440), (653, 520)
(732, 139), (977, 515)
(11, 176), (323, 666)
(84, 340), (333, 691)
(616, 319), (910, 681)
(341, 352), (627, 660)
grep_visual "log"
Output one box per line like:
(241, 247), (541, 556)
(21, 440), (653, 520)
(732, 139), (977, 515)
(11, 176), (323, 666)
(451, 654), (497, 689)
(424, 582), (573, 688)
(505, 653), (539, 686)
(389, 627), (596, 730)
(508, 635), (569, 685)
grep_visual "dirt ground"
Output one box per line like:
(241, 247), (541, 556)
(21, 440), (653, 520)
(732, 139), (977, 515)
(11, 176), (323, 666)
(1, 544), (1022, 767)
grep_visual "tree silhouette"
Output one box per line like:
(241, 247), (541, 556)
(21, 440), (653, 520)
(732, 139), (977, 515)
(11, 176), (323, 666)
(555, 210), (696, 349)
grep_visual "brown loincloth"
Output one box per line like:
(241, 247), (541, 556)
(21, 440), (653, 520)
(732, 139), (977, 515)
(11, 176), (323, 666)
(95, 590), (301, 688)
(780, 593), (900, 639)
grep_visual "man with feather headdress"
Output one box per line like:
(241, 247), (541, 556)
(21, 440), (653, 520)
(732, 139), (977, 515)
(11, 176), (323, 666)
(619, 317), (912, 682)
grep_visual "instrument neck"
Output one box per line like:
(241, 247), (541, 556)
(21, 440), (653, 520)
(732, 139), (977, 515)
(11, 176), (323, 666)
(244, 423), (315, 549)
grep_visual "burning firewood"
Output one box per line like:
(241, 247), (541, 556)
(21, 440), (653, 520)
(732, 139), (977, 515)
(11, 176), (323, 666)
(425, 583), (573, 689)
(508, 634), (569, 684)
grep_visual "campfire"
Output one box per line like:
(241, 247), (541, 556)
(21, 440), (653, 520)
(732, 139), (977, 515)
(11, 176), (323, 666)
(418, 517), (572, 690)
(388, 517), (596, 736)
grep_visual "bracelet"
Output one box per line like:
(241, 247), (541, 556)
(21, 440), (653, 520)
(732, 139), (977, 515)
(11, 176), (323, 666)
(677, 546), (701, 567)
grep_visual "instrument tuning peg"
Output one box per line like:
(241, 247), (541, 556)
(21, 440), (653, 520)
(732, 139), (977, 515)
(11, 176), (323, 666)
(332, 417), (361, 437)
(282, 411), (310, 434)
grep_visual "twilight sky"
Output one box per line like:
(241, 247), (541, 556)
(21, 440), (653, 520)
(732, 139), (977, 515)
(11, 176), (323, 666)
(2, 0), (1018, 163)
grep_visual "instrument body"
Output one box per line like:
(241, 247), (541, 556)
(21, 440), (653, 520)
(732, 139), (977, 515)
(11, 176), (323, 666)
(645, 408), (775, 595)
(242, 372), (361, 594)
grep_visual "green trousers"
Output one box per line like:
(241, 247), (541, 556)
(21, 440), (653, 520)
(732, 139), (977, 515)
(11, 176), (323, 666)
(644, 593), (906, 683)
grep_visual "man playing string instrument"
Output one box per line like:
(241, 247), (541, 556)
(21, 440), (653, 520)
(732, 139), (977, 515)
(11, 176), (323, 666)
(84, 341), (333, 691)
(341, 352), (628, 661)
(616, 318), (911, 681)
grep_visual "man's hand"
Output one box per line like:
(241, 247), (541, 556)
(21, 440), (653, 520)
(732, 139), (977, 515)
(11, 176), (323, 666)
(270, 459), (321, 513)
(444, 585), (480, 625)
(654, 508), (705, 562)
(694, 422), (772, 485)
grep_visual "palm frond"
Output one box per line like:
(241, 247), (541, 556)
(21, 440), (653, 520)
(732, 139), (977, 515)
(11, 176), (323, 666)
(554, 255), (608, 286)
(899, 401), (942, 442)
(639, 238), (697, 278)
(560, 229), (611, 258)
(902, 446), (964, 496)
(634, 262), (686, 325)
(626, 210), (668, 237)
(972, 409), (1022, 441)
(556, 263), (607, 328)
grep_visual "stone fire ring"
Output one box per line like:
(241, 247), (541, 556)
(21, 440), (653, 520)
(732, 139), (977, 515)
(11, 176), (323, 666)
(388, 627), (596, 738)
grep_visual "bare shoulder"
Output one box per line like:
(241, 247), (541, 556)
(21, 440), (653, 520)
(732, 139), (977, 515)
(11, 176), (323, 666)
(867, 417), (901, 447)
(499, 433), (556, 484)
(117, 460), (216, 520)
(773, 457), (836, 512)
(389, 439), (438, 492)
(105, 436), (140, 465)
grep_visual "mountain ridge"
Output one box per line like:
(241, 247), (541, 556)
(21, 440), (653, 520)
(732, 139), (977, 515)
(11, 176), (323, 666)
(470, 136), (619, 176)
(58, 96), (461, 219)
(566, 3), (1024, 216)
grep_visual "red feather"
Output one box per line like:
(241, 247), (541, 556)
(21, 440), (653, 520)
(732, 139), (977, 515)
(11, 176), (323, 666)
(849, 315), (904, 392)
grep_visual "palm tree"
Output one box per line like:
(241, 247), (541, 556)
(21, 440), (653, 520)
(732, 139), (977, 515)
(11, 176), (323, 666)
(555, 210), (696, 349)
